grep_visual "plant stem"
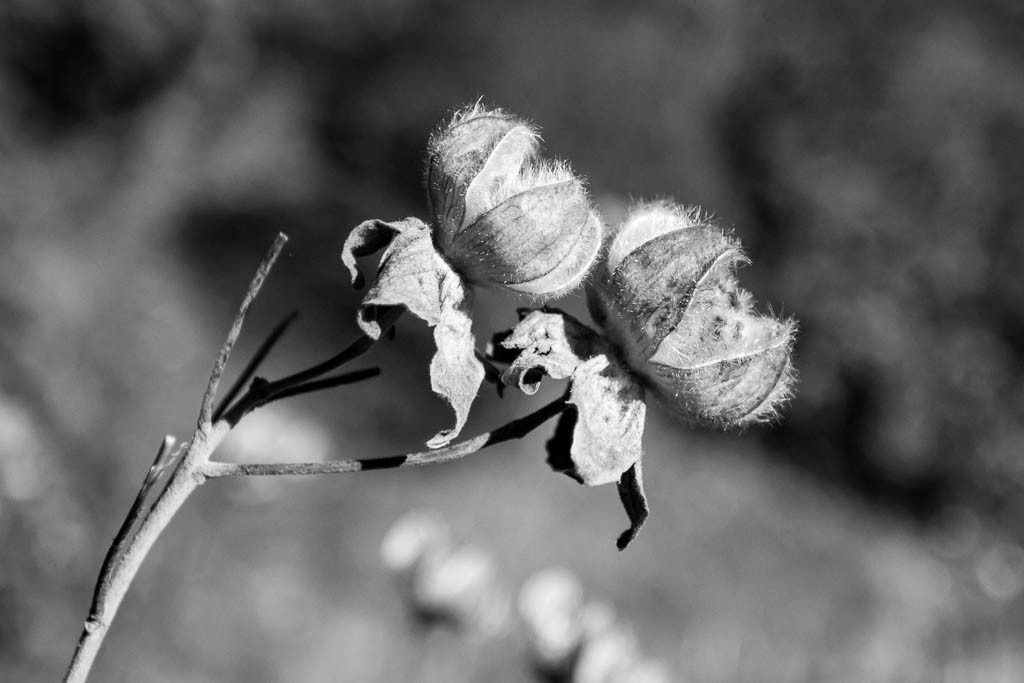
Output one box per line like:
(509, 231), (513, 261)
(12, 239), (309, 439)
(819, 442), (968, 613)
(83, 436), (177, 622)
(62, 231), (560, 682)
(63, 423), (229, 683)
(65, 394), (565, 683)
(64, 233), (288, 683)
(198, 233), (289, 428)
(212, 311), (299, 422)
(202, 394), (568, 478)
(259, 367), (381, 403)
(216, 306), (404, 427)
(250, 307), (403, 399)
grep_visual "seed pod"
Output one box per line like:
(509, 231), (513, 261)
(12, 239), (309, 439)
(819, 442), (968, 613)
(425, 104), (601, 297)
(380, 510), (452, 580)
(412, 545), (509, 635)
(589, 201), (796, 428)
(380, 511), (509, 635)
(518, 567), (586, 673)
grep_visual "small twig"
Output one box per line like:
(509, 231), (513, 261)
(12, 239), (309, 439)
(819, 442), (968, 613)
(255, 307), (404, 398)
(216, 307), (403, 428)
(260, 367), (381, 404)
(212, 311), (299, 422)
(202, 394), (568, 478)
(198, 232), (288, 428)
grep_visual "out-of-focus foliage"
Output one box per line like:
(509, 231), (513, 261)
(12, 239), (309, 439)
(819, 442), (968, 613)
(2, 0), (1024, 681)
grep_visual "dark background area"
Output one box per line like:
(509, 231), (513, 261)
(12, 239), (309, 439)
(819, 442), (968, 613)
(2, 0), (1024, 680)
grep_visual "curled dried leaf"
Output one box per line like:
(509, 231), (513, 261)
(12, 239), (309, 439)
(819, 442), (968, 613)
(616, 463), (649, 550)
(499, 309), (602, 394)
(501, 310), (647, 487)
(342, 218), (484, 447)
(562, 355), (646, 487)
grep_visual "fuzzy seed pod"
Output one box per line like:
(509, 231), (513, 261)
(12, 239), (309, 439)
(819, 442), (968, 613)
(589, 201), (796, 428)
(412, 545), (509, 635)
(425, 104), (601, 297)
(380, 511), (508, 635)
(380, 510), (452, 579)
(518, 567), (587, 672)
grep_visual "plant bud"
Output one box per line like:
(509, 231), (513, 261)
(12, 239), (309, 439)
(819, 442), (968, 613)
(589, 201), (796, 428)
(425, 104), (601, 297)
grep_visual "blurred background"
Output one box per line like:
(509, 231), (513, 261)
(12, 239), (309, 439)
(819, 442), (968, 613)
(2, 0), (1024, 680)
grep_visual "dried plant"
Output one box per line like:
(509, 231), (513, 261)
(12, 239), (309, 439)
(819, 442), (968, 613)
(62, 103), (796, 682)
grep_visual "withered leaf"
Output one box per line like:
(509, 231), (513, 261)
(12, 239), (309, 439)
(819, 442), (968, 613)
(503, 311), (646, 487)
(565, 355), (646, 487)
(616, 462), (649, 550)
(342, 218), (484, 447)
(499, 310), (601, 394)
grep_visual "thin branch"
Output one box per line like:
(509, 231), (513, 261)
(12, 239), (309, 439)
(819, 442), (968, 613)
(65, 230), (539, 683)
(64, 437), (213, 683)
(258, 306), (403, 397)
(65, 233), (289, 683)
(216, 307), (403, 428)
(198, 233), (288, 427)
(261, 367), (381, 403)
(213, 311), (299, 422)
(203, 394), (568, 478)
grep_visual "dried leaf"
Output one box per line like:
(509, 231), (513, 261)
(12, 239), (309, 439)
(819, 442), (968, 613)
(499, 310), (601, 394)
(342, 218), (484, 446)
(427, 294), (485, 448)
(545, 404), (580, 482)
(503, 310), (646, 487)
(341, 218), (402, 292)
(565, 356), (646, 486)
(616, 462), (649, 550)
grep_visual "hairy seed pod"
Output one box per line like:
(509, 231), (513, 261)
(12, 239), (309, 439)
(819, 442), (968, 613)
(589, 201), (796, 428)
(518, 567), (586, 672)
(425, 104), (601, 297)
